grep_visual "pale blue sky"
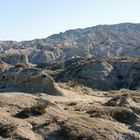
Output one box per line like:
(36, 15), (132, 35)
(0, 0), (139, 41)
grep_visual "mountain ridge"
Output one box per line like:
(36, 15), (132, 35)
(0, 23), (140, 65)
(1, 22), (140, 42)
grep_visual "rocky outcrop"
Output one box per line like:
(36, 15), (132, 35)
(56, 57), (140, 90)
(0, 60), (10, 76)
(1, 54), (28, 65)
(1, 57), (139, 92)
(0, 66), (61, 95)
(28, 48), (62, 64)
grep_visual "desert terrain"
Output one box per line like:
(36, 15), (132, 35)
(0, 23), (140, 139)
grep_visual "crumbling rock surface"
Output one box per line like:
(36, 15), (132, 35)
(55, 57), (140, 90)
(0, 66), (61, 95)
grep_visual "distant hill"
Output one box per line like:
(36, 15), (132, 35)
(0, 23), (140, 64)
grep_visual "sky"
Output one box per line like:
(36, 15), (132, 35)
(0, 0), (140, 41)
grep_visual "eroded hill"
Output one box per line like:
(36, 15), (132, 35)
(0, 23), (140, 65)
(37, 57), (140, 91)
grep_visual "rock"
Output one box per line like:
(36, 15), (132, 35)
(0, 60), (11, 76)
(56, 57), (140, 90)
(0, 66), (61, 95)
(56, 57), (116, 90)
(1, 54), (29, 65)
(60, 47), (87, 60)
(28, 50), (56, 64)
(28, 48), (62, 64)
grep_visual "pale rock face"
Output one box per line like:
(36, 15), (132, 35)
(56, 57), (140, 90)
(61, 47), (87, 60)
(75, 61), (114, 89)
(0, 60), (10, 76)
(1, 54), (28, 65)
(0, 67), (61, 95)
(28, 50), (56, 64)
(59, 58), (117, 90)
(28, 48), (62, 64)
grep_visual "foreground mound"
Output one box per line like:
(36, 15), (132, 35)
(0, 66), (61, 95)
(0, 89), (140, 140)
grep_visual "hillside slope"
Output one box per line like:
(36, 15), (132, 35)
(0, 23), (140, 65)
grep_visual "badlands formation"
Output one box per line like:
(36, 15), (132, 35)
(0, 23), (140, 139)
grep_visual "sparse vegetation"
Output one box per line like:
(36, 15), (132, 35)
(112, 109), (138, 125)
(49, 122), (99, 140)
(0, 123), (16, 138)
(15, 100), (47, 118)
(87, 106), (138, 125)
(67, 101), (77, 106)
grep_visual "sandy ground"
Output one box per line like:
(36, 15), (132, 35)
(0, 85), (140, 140)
